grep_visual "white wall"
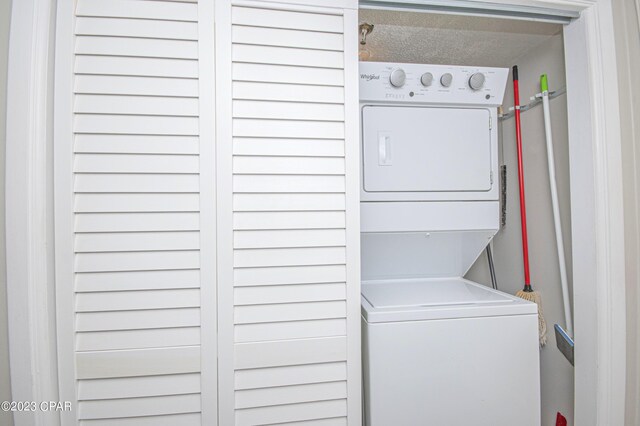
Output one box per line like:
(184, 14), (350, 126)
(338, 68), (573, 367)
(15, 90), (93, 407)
(0, 0), (13, 425)
(466, 34), (575, 426)
(611, 0), (640, 424)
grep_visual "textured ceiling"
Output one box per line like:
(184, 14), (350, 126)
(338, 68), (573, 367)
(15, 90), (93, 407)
(358, 9), (563, 67)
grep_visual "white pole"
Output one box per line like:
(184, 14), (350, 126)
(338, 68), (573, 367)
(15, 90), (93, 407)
(541, 82), (574, 336)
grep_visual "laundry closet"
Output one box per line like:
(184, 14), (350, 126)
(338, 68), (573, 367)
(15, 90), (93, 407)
(49, 0), (577, 425)
(357, 9), (574, 426)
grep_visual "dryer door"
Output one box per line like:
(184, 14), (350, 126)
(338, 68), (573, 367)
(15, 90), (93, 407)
(362, 105), (492, 193)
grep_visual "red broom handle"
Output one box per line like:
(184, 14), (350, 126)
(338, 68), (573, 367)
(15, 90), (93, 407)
(513, 66), (531, 289)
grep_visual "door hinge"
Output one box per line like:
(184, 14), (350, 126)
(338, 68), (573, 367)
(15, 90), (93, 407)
(490, 170), (494, 184)
(489, 116), (493, 129)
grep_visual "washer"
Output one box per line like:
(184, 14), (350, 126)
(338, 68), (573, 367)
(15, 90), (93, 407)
(362, 278), (540, 426)
(359, 62), (541, 426)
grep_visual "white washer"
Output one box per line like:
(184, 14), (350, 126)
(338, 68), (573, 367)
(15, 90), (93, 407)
(359, 62), (541, 426)
(362, 279), (540, 426)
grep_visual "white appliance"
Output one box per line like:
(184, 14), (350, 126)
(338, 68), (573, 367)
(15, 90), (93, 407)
(360, 62), (541, 426)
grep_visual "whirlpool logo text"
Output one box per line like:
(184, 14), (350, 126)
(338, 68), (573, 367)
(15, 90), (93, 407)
(360, 74), (380, 81)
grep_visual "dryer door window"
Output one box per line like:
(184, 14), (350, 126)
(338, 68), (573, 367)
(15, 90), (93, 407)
(362, 106), (492, 193)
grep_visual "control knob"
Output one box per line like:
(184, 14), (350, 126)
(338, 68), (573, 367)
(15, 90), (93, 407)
(389, 68), (406, 88)
(469, 72), (486, 91)
(440, 73), (453, 87)
(420, 72), (433, 87)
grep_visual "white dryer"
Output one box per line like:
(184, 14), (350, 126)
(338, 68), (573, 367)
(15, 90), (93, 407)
(359, 62), (541, 426)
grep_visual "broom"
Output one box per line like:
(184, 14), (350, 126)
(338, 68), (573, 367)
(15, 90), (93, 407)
(512, 65), (547, 346)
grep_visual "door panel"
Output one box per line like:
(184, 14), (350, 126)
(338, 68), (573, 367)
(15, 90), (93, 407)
(54, 0), (216, 424)
(362, 106), (492, 193)
(216, 1), (361, 424)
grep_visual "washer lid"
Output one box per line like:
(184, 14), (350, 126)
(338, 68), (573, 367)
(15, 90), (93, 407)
(361, 277), (538, 322)
(363, 278), (512, 308)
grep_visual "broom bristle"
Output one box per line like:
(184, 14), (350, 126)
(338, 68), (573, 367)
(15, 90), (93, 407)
(516, 289), (547, 346)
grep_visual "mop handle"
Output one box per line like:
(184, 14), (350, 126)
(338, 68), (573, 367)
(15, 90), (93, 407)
(540, 74), (573, 335)
(513, 66), (531, 289)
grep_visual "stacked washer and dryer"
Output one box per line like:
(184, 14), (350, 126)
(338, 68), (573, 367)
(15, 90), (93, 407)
(359, 62), (541, 425)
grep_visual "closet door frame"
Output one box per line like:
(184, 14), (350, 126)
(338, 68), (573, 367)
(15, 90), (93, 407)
(5, 1), (59, 425)
(5, 1), (625, 426)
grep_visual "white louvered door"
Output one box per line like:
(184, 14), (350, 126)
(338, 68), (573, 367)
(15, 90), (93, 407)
(54, 0), (216, 424)
(216, 1), (361, 425)
(55, 0), (360, 424)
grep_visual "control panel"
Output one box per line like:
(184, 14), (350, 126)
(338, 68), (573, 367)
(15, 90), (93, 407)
(359, 62), (509, 106)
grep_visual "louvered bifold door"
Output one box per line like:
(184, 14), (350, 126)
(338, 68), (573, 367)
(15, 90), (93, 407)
(53, 1), (216, 425)
(215, 0), (361, 425)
